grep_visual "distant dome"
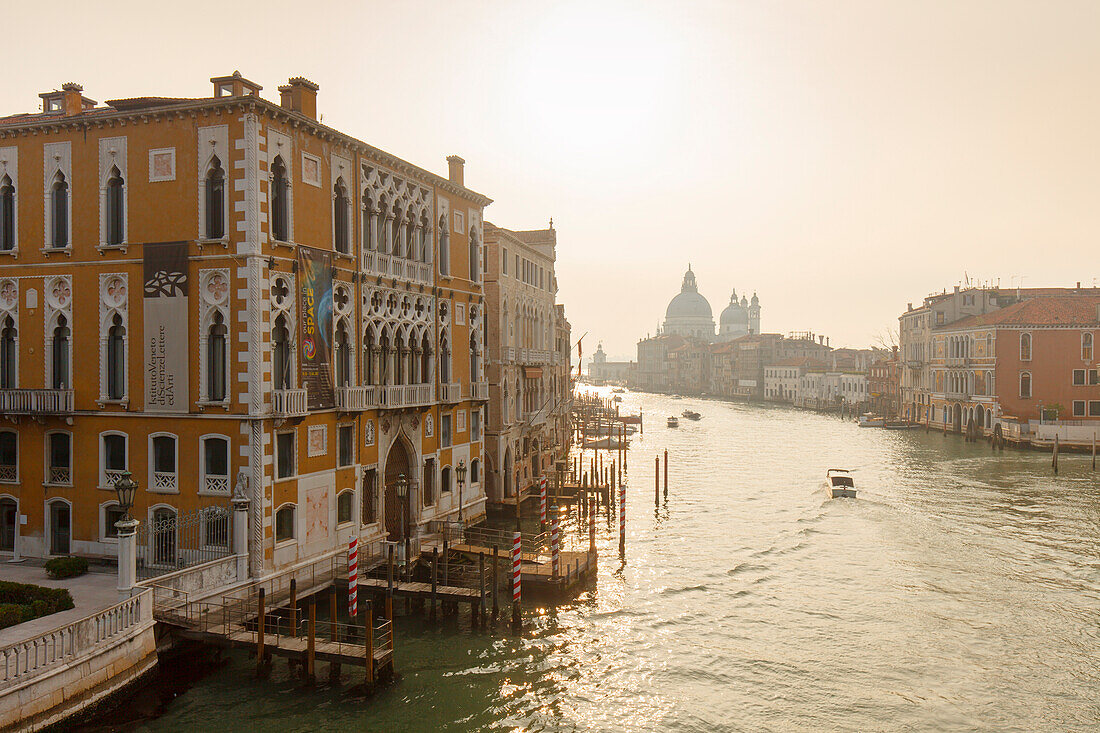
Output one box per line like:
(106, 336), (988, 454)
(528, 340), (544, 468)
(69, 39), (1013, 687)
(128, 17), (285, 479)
(720, 295), (749, 325)
(664, 266), (713, 320)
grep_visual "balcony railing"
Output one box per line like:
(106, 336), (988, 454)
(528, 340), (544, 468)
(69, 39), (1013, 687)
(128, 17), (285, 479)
(363, 251), (433, 286)
(523, 349), (551, 365)
(272, 388), (308, 418)
(152, 471), (178, 492)
(104, 469), (126, 488)
(469, 382), (489, 401)
(440, 382), (462, 403)
(523, 410), (547, 426)
(336, 385), (381, 411)
(503, 347), (516, 364)
(380, 383), (434, 409)
(0, 465), (15, 482)
(48, 466), (71, 485)
(0, 388), (74, 415)
(204, 475), (230, 494)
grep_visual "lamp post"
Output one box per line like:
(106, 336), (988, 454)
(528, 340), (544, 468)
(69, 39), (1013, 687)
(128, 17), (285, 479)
(456, 460), (467, 524)
(113, 471), (140, 600)
(395, 473), (408, 578)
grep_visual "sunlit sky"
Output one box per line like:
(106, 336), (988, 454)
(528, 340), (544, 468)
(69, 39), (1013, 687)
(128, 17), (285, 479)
(6, 0), (1100, 360)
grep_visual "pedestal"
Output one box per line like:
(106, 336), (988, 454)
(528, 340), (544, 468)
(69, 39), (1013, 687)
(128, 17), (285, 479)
(115, 517), (139, 601)
(232, 497), (250, 580)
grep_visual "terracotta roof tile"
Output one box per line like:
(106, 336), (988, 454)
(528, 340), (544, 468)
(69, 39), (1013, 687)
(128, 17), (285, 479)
(942, 295), (1100, 329)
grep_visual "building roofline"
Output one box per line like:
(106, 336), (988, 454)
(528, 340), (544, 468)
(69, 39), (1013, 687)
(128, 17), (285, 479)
(0, 94), (493, 207)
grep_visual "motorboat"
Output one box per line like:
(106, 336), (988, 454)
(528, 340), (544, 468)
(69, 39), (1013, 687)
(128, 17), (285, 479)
(884, 420), (919, 430)
(613, 395), (623, 403)
(681, 410), (701, 421)
(612, 388), (626, 394)
(857, 413), (885, 428)
(667, 416), (680, 428)
(825, 469), (856, 498)
(583, 437), (629, 451)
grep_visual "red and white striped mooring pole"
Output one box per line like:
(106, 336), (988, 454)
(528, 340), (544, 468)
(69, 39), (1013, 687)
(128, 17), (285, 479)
(348, 537), (358, 617)
(511, 530), (522, 632)
(539, 477), (548, 531)
(619, 486), (626, 556)
(551, 506), (561, 578)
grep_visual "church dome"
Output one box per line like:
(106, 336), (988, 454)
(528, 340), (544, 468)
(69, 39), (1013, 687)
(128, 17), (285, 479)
(720, 292), (749, 325)
(664, 266), (713, 320)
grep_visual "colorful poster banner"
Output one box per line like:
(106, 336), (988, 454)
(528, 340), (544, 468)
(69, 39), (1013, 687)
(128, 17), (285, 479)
(297, 247), (335, 409)
(143, 241), (190, 412)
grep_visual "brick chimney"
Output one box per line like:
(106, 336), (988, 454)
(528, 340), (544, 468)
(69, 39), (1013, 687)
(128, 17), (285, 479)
(447, 155), (465, 186)
(278, 77), (319, 120)
(40, 83), (96, 116)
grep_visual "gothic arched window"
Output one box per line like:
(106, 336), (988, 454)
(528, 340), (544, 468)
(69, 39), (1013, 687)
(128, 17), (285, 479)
(333, 179), (350, 254)
(0, 316), (15, 389)
(273, 314), (291, 390)
(271, 156), (289, 242)
(335, 320), (350, 387)
(208, 312), (227, 400)
(106, 313), (126, 400)
(468, 227), (479, 282)
(0, 175), (13, 252)
(51, 315), (70, 389)
(205, 158), (225, 239)
(51, 173), (68, 248)
(438, 215), (450, 276)
(362, 197), (375, 251)
(105, 166), (124, 246)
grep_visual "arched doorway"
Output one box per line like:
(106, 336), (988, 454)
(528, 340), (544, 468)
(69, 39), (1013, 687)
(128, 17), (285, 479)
(49, 500), (71, 556)
(0, 497), (15, 552)
(953, 403), (963, 433)
(384, 437), (413, 541)
(503, 448), (513, 498)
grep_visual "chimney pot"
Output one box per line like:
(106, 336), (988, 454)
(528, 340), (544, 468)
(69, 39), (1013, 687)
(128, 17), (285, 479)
(447, 155), (465, 186)
(278, 77), (319, 120)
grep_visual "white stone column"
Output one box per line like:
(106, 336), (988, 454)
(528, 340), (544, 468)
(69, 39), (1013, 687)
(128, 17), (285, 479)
(115, 517), (139, 600)
(232, 495), (250, 581)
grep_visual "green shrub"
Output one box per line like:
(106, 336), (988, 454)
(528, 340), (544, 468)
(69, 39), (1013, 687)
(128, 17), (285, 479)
(0, 582), (74, 629)
(44, 555), (89, 579)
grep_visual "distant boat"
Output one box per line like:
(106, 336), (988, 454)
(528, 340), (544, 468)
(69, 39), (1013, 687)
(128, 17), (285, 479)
(825, 468), (856, 498)
(884, 420), (919, 430)
(681, 410), (701, 421)
(612, 388), (626, 394)
(667, 416), (680, 428)
(857, 413), (885, 428)
(613, 395), (623, 402)
(620, 414), (643, 426)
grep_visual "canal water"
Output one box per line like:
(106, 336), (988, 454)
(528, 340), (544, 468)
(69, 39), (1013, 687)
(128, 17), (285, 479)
(108, 390), (1100, 732)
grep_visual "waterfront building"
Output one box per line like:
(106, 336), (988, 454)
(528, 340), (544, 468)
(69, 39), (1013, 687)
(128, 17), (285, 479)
(868, 347), (901, 417)
(667, 338), (712, 394)
(482, 222), (568, 505)
(587, 342), (634, 383)
(631, 333), (685, 392)
(796, 352), (872, 411)
(929, 295), (1100, 437)
(898, 283), (1100, 423)
(0, 75), (491, 570)
(764, 357), (824, 403)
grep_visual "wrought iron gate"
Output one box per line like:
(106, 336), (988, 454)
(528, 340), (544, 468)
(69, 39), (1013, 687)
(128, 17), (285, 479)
(136, 503), (233, 579)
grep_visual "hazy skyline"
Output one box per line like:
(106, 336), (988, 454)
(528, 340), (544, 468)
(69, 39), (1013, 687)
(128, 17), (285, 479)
(6, 0), (1099, 359)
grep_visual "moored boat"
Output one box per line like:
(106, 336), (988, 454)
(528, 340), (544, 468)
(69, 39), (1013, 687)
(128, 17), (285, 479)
(883, 420), (919, 430)
(825, 468), (856, 498)
(667, 416), (680, 428)
(857, 413), (885, 428)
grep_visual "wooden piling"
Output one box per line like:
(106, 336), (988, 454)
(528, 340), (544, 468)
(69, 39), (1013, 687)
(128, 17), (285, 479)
(306, 600), (316, 683)
(289, 578), (297, 631)
(492, 544), (499, 622)
(1053, 433), (1060, 475)
(256, 587), (266, 677)
(655, 455), (660, 506)
(663, 449), (668, 497)
(430, 548), (438, 621)
(478, 552), (486, 629)
(442, 538), (449, 588)
(330, 589), (338, 641)
(386, 544), (394, 623)
(1093, 432), (1096, 471)
(365, 599), (374, 686)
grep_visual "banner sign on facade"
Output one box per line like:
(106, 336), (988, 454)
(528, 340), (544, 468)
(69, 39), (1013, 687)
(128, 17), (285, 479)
(143, 242), (190, 412)
(297, 247), (335, 410)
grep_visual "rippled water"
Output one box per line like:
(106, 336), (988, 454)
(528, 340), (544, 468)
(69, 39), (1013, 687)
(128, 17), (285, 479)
(123, 390), (1100, 732)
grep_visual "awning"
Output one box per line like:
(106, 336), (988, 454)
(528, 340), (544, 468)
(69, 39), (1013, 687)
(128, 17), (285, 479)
(524, 367), (543, 379)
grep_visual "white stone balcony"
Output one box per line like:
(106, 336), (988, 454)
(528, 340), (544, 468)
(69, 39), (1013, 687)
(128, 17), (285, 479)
(336, 385), (381, 411)
(440, 382), (462, 403)
(523, 409), (547, 426)
(47, 466), (71, 485)
(380, 383), (434, 409)
(503, 347), (516, 364)
(152, 471), (178, 492)
(469, 382), (489, 401)
(0, 388), (74, 415)
(104, 469), (126, 488)
(363, 251), (433, 286)
(522, 349), (552, 365)
(272, 388), (308, 418)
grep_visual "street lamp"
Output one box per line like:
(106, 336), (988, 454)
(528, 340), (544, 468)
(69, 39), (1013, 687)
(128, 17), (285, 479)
(113, 471), (138, 521)
(456, 460), (467, 524)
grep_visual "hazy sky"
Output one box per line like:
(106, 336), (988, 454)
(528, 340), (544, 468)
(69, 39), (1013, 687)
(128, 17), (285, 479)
(6, 0), (1100, 360)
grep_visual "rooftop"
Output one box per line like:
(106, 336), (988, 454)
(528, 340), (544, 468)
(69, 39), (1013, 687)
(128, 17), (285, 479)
(941, 295), (1100, 329)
